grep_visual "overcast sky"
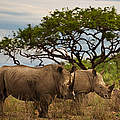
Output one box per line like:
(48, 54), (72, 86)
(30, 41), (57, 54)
(0, 0), (120, 37)
(0, 0), (120, 65)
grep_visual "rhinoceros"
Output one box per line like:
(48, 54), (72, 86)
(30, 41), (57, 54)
(0, 64), (75, 118)
(71, 69), (115, 103)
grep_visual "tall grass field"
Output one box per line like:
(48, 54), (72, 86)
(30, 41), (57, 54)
(0, 91), (120, 120)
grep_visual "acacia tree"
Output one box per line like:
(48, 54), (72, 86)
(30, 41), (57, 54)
(0, 7), (120, 69)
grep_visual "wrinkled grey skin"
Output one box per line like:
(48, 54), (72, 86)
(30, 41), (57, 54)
(0, 64), (74, 118)
(71, 69), (115, 103)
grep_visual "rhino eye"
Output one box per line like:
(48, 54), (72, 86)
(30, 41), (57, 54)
(62, 84), (66, 89)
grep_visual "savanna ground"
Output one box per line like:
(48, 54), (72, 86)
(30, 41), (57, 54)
(0, 91), (120, 120)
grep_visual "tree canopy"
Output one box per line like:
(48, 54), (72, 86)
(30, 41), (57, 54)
(0, 7), (120, 69)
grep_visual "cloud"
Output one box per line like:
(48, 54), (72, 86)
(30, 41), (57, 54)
(0, 10), (30, 16)
(95, 0), (120, 1)
(0, 0), (120, 34)
(0, 0), (52, 31)
(0, 21), (26, 30)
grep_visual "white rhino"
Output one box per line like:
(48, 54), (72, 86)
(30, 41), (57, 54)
(71, 69), (115, 103)
(0, 64), (75, 118)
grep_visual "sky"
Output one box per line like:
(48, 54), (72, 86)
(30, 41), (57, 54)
(0, 0), (120, 66)
(0, 0), (120, 37)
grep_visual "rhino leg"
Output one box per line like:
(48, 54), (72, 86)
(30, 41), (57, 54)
(75, 93), (85, 103)
(73, 93), (85, 115)
(0, 101), (4, 115)
(38, 102), (48, 118)
(0, 93), (7, 115)
(35, 95), (52, 118)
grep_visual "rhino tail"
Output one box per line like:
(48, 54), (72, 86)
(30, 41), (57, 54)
(0, 70), (7, 99)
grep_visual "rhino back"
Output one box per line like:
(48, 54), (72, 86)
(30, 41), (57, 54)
(73, 70), (93, 93)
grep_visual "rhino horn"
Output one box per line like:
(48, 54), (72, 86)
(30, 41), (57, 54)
(108, 83), (115, 92)
(69, 72), (75, 91)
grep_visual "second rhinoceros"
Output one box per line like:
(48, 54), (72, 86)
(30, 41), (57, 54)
(71, 69), (115, 102)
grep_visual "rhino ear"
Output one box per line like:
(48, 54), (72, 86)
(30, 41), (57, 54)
(92, 69), (97, 76)
(108, 83), (115, 92)
(57, 66), (63, 73)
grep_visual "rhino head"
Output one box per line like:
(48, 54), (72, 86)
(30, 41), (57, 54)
(57, 66), (75, 100)
(94, 83), (115, 99)
(92, 69), (115, 99)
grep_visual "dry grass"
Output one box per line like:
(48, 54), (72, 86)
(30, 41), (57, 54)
(0, 92), (120, 120)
